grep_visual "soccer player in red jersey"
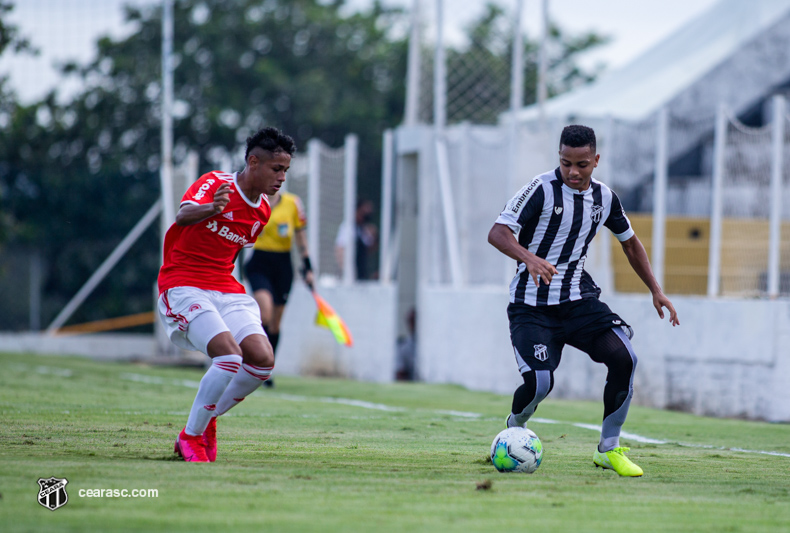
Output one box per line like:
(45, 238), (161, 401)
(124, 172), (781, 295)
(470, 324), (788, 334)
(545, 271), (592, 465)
(157, 127), (295, 462)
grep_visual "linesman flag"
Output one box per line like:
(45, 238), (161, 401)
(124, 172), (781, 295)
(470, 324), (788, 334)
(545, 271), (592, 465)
(312, 291), (353, 347)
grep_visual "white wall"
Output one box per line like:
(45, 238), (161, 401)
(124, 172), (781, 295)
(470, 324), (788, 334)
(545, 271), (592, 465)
(275, 281), (398, 383)
(0, 333), (158, 360)
(0, 282), (399, 385)
(417, 287), (790, 422)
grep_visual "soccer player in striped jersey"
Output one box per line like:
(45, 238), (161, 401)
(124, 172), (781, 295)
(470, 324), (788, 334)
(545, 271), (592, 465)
(488, 125), (679, 477)
(157, 127), (295, 462)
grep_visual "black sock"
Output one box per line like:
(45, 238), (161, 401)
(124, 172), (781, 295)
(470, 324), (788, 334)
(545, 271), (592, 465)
(512, 372), (538, 415)
(269, 332), (280, 355)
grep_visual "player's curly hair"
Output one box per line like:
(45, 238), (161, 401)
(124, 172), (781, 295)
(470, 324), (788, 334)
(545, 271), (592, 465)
(245, 127), (296, 160)
(559, 125), (596, 153)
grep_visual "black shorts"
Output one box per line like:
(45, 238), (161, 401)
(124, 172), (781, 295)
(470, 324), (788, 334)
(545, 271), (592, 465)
(244, 250), (294, 305)
(507, 297), (632, 373)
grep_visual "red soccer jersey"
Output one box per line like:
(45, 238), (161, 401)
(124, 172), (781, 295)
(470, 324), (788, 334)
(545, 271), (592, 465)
(158, 171), (271, 294)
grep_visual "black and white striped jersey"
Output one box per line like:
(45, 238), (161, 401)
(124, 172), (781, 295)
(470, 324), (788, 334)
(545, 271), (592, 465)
(495, 168), (634, 306)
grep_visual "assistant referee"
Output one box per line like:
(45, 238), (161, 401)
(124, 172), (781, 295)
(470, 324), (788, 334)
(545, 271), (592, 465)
(245, 190), (314, 387)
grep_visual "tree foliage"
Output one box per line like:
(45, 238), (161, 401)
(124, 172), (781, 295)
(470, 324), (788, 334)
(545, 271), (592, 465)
(0, 0), (607, 329)
(445, 3), (609, 124)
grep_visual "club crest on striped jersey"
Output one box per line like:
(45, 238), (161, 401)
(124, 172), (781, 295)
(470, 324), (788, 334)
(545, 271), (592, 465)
(590, 205), (605, 223)
(533, 344), (548, 361)
(554, 206), (563, 215)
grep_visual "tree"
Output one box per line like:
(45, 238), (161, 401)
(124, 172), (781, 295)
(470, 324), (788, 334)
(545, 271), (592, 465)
(0, 0), (409, 329)
(0, 0), (34, 243)
(443, 3), (609, 124)
(0, 0), (607, 330)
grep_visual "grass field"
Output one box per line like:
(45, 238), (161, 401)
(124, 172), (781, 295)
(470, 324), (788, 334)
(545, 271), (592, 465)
(1, 351), (789, 533)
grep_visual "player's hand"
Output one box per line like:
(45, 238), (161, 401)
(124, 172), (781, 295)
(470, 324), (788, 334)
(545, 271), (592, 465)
(300, 256), (314, 289)
(213, 183), (232, 213)
(653, 292), (679, 326)
(523, 254), (558, 287)
(303, 269), (315, 289)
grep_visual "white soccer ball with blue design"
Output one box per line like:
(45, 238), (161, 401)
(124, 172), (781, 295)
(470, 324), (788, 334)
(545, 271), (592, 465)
(490, 427), (543, 473)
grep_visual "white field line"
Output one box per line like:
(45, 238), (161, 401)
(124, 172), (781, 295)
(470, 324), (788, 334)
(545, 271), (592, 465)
(537, 421), (790, 458)
(111, 372), (789, 458)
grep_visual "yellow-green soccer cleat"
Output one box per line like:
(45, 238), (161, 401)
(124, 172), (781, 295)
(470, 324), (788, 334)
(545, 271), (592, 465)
(593, 447), (643, 477)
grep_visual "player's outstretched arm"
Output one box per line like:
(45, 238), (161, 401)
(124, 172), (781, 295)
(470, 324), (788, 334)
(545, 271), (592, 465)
(176, 183), (233, 226)
(620, 235), (680, 326)
(488, 223), (557, 286)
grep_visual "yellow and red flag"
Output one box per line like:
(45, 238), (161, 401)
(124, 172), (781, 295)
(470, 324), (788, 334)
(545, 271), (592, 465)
(312, 291), (353, 347)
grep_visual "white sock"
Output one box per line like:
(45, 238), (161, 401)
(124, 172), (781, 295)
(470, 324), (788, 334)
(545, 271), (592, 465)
(184, 355), (242, 436)
(215, 364), (273, 416)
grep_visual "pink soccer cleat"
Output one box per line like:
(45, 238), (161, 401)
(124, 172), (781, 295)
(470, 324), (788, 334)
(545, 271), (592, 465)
(203, 417), (217, 462)
(174, 428), (209, 462)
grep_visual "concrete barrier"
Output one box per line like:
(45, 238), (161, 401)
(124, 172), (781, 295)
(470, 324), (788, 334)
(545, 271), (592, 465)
(418, 287), (790, 422)
(0, 332), (157, 361)
(275, 281), (398, 383)
(4, 282), (787, 422)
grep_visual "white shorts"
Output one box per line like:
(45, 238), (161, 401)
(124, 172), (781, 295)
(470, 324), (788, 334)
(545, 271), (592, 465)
(158, 287), (265, 354)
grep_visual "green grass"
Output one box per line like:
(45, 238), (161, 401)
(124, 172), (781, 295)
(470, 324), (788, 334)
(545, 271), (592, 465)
(1, 351), (789, 533)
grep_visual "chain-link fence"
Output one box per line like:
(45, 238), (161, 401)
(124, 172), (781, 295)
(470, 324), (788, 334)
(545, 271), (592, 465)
(604, 103), (790, 297)
(415, 1), (518, 126)
(411, 99), (790, 299)
(719, 114), (773, 296)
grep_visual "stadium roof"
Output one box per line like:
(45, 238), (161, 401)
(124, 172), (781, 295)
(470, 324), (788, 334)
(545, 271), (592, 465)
(515, 0), (790, 122)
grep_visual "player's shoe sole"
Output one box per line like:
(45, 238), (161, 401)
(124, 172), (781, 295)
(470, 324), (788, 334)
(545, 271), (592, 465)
(174, 428), (210, 462)
(593, 447), (643, 477)
(203, 417), (217, 462)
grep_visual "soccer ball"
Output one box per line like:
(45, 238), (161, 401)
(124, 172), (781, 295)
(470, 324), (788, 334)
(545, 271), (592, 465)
(490, 427), (543, 473)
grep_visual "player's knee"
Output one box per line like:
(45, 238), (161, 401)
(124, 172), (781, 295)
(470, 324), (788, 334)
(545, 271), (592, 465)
(519, 369), (554, 402)
(206, 332), (242, 358)
(240, 335), (274, 367)
(259, 309), (272, 326)
(609, 346), (634, 371)
(602, 344), (636, 384)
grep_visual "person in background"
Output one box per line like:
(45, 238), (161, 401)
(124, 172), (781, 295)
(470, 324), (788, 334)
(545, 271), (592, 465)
(245, 189), (314, 388)
(335, 198), (377, 280)
(395, 308), (417, 381)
